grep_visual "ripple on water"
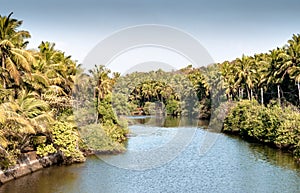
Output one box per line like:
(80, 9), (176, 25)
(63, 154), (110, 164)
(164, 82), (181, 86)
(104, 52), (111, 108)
(0, 124), (300, 193)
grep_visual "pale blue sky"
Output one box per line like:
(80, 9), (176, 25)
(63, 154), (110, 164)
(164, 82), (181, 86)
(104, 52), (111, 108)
(1, 0), (300, 72)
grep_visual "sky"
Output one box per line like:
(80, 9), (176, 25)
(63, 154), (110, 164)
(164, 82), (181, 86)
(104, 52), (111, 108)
(1, 0), (300, 73)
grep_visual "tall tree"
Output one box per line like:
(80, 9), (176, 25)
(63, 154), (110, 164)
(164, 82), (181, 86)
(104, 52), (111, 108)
(0, 13), (33, 90)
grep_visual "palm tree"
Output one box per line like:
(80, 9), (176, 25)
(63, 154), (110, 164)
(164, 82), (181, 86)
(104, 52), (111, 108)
(32, 42), (77, 114)
(220, 61), (238, 100)
(36, 41), (76, 96)
(0, 13), (33, 90)
(286, 34), (300, 104)
(89, 65), (113, 123)
(234, 55), (257, 100)
(267, 48), (289, 105)
(0, 91), (53, 152)
(256, 53), (270, 105)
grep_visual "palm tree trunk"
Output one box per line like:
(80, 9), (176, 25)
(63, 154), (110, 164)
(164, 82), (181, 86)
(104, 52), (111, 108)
(246, 87), (250, 100)
(2, 57), (6, 89)
(298, 81), (300, 105)
(94, 88), (98, 124)
(261, 87), (264, 105)
(250, 89), (253, 100)
(241, 88), (244, 99)
(277, 84), (281, 106)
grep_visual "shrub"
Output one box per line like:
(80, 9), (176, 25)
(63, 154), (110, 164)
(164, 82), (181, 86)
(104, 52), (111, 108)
(166, 100), (181, 116)
(50, 121), (85, 164)
(36, 144), (57, 157)
(224, 100), (300, 159)
(79, 124), (126, 152)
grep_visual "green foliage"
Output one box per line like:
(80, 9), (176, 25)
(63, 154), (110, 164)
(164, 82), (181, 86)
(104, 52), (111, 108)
(275, 107), (300, 151)
(74, 106), (96, 126)
(32, 136), (47, 146)
(50, 121), (85, 163)
(74, 64), (129, 153)
(79, 124), (126, 152)
(98, 94), (118, 124)
(220, 34), (300, 106)
(0, 13), (131, 168)
(112, 93), (133, 115)
(101, 120), (128, 143)
(224, 100), (300, 159)
(114, 68), (210, 118)
(0, 149), (20, 169)
(36, 144), (57, 157)
(166, 99), (181, 116)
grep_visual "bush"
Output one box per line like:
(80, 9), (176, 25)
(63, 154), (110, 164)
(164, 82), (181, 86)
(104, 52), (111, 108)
(36, 144), (57, 157)
(96, 94), (129, 143)
(0, 149), (20, 169)
(79, 124), (126, 152)
(50, 121), (85, 164)
(166, 100), (181, 116)
(223, 100), (300, 159)
(101, 120), (128, 143)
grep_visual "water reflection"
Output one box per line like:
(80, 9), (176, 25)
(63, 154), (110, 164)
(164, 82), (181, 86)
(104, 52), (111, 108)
(225, 134), (300, 171)
(249, 142), (300, 171)
(0, 163), (86, 193)
(127, 115), (208, 127)
(1, 117), (299, 193)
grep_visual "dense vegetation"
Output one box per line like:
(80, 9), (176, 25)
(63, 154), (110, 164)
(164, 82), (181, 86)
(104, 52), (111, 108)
(0, 13), (127, 169)
(218, 34), (300, 161)
(112, 66), (211, 119)
(219, 34), (300, 105)
(223, 100), (300, 159)
(1, 12), (299, 169)
(74, 65), (128, 152)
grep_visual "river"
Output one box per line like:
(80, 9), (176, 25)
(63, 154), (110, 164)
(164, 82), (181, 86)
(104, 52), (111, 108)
(0, 116), (299, 193)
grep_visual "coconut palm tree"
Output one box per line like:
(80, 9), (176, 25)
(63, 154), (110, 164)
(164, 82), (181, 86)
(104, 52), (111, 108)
(220, 61), (238, 100)
(267, 48), (290, 105)
(36, 41), (76, 96)
(0, 13), (34, 90)
(234, 55), (257, 100)
(284, 34), (300, 104)
(0, 91), (53, 153)
(89, 65), (113, 123)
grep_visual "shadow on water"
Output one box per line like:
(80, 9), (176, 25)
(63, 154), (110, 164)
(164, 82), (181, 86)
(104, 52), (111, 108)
(127, 115), (209, 128)
(248, 142), (300, 171)
(1, 116), (299, 193)
(226, 134), (300, 172)
(0, 163), (86, 193)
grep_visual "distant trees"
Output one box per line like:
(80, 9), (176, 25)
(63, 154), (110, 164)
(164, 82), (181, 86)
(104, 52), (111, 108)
(220, 34), (300, 161)
(220, 34), (300, 106)
(112, 66), (211, 118)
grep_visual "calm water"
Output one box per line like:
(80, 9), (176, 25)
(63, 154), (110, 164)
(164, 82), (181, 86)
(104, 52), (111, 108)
(1, 117), (299, 193)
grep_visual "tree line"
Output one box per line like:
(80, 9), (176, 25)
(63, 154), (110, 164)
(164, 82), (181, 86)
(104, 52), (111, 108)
(218, 34), (300, 161)
(1, 11), (299, 168)
(219, 34), (300, 106)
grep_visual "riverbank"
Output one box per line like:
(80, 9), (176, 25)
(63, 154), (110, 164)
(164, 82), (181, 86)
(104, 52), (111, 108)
(222, 100), (300, 163)
(0, 152), (62, 185)
(1, 120), (299, 193)
(0, 146), (127, 185)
